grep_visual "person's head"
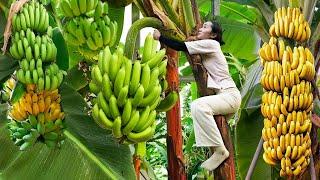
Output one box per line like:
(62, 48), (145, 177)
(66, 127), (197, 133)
(197, 21), (225, 45)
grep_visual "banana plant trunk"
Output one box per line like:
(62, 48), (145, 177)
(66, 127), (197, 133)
(165, 48), (187, 179)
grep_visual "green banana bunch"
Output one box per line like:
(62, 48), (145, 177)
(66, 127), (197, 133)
(10, 31), (57, 62)
(60, 0), (117, 59)
(7, 1), (65, 151)
(12, 1), (49, 33)
(89, 33), (175, 143)
(59, 0), (100, 18)
(63, 15), (117, 58)
(7, 113), (65, 150)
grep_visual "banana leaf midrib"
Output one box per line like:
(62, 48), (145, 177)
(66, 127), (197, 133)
(63, 130), (119, 180)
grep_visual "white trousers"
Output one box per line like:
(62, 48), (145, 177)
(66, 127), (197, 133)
(190, 87), (241, 147)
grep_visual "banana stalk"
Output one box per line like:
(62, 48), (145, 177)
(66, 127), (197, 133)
(123, 17), (163, 60)
(289, 0), (300, 8)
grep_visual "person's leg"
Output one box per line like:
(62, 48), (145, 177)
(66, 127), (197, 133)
(190, 90), (240, 171)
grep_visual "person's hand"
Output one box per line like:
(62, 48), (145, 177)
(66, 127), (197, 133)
(153, 29), (161, 40)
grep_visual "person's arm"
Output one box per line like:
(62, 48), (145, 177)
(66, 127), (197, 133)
(159, 35), (188, 52)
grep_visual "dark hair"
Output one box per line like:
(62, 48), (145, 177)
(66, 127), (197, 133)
(210, 21), (225, 46)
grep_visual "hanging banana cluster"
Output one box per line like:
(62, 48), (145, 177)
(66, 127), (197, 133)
(59, 0), (117, 59)
(269, 7), (311, 42)
(260, 7), (315, 177)
(6, 0), (65, 150)
(8, 89), (65, 150)
(89, 34), (178, 143)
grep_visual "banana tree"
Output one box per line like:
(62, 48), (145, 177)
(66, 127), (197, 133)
(222, 0), (320, 179)
(0, 0), (136, 179)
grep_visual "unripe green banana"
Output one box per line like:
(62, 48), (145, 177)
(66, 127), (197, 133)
(122, 110), (139, 135)
(28, 3), (35, 28)
(142, 33), (153, 63)
(123, 59), (132, 87)
(34, 43), (40, 59)
(140, 64), (151, 90)
(109, 21), (117, 47)
(129, 60), (141, 96)
(60, 0), (74, 18)
(133, 106), (151, 132)
(20, 13), (27, 31)
(17, 69), (26, 83)
(41, 44), (47, 61)
(32, 69), (39, 84)
(117, 85), (129, 107)
(10, 43), (21, 59)
(114, 67), (126, 97)
(17, 40), (25, 58)
(70, 0), (81, 16)
(29, 59), (35, 71)
(127, 123), (155, 143)
(94, 1), (103, 19)
(45, 75), (51, 90)
(139, 110), (157, 132)
(92, 65), (103, 85)
(94, 30), (104, 48)
(21, 59), (29, 71)
(132, 85), (145, 107)
(112, 117), (122, 138)
(87, 37), (98, 50)
(25, 70), (33, 84)
(102, 46), (112, 74)
(156, 91), (179, 112)
(158, 59), (168, 77)
(78, 0), (87, 14)
(89, 81), (100, 94)
(50, 75), (59, 90)
(109, 95), (120, 119)
(139, 85), (161, 107)
(26, 47), (33, 61)
(23, 8), (31, 28)
(98, 92), (112, 118)
(109, 53), (120, 82)
(145, 68), (159, 95)
(98, 108), (114, 129)
(15, 15), (22, 31)
(102, 25), (111, 45)
(37, 77), (44, 91)
(121, 99), (132, 126)
(102, 74), (113, 100)
(147, 49), (166, 69)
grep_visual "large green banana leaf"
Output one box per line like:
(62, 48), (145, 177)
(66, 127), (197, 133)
(217, 16), (260, 61)
(0, 83), (135, 180)
(235, 60), (271, 179)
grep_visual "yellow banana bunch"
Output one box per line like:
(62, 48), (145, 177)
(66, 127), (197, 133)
(269, 7), (311, 42)
(9, 89), (64, 121)
(261, 5), (315, 177)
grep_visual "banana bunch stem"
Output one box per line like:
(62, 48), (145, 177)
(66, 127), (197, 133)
(123, 17), (163, 60)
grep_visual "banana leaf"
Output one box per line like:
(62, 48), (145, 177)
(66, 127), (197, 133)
(234, 60), (271, 179)
(0, 55), (18, 84)
(52, 27), (69, 71)
(108, 6), (125, 49)
(0, 83), (135, 180)
(217, 16), (260, 61)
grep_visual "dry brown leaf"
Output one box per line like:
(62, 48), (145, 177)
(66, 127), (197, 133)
(2, 0), (30, 54)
